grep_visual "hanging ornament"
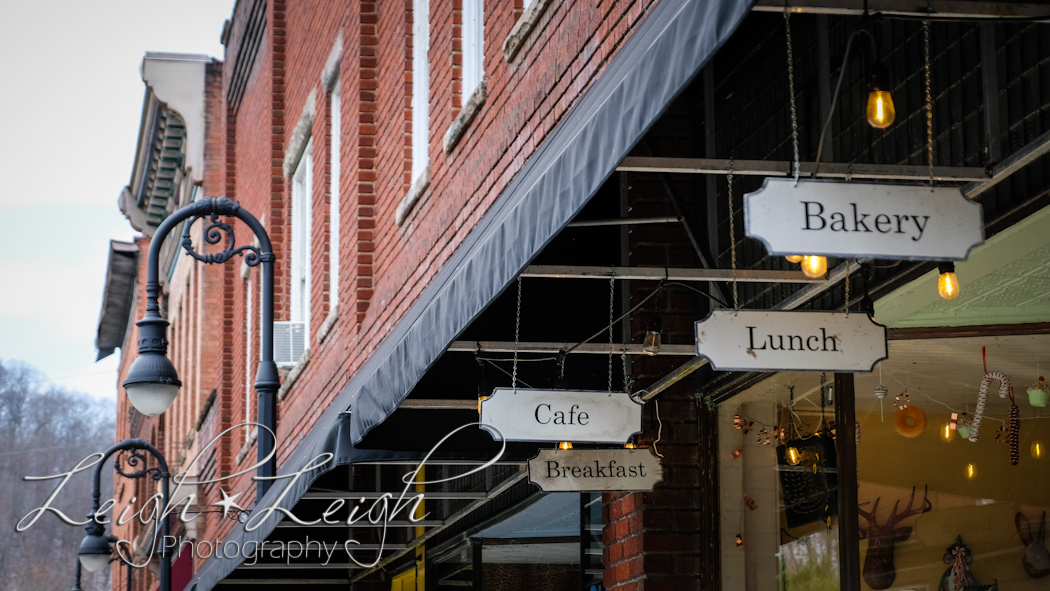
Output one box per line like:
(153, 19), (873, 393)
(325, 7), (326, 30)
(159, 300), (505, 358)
(994, 424), (1008, 444)
(895, 391), (910, 410)
(956, 412), (973, 440)
(730, 449), (742, 460)
(970, 370), (1010, 442)
(1027, 377), (1049, 408)
(744, 495), (758, 511)
(894, 391), (927, 438)
(1009, 399), (1021, 466)
(875, 365), (888, 421)
(735, 534), (744, 548)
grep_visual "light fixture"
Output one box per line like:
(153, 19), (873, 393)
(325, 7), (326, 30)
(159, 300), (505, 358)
(801, 256), (827, 278)
(558, 442), (573, 450)
(865, 62), (896, 129)
(786, 446), (801, 466)
(1033, 441), (1044, 459)
(123, 351), (181, 416)
(940, 421), (956, 443)
(784, 255), (803, 264)
(77, 532), (112, 573)
(966, 463), (977, 480)
(643, 312), (662, 356)
(938, 262), (960, 300)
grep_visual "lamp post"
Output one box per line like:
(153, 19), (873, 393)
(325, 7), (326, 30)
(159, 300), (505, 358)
(71, 544), (133, 591)
(123, 197), (278, 500)
(78, 439), (170, 591)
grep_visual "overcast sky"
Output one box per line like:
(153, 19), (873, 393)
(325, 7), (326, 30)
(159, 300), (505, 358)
(0, 0), (234, 399)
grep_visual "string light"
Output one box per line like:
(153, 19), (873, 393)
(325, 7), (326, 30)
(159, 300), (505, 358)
(940, 421), (956, 443)
(801, 255), (827, 278)
(785, 255), (803, 263)
(643, 312), (662, 356)
(938, 262), (960, 300)
(1032, 441), (1044, 459)
(865, 62), (896, 129)
(624, 442), (637, 449)
(786, 446), (801, 466)
(558, 442), (573, 450)
(966, 463), (977, 480)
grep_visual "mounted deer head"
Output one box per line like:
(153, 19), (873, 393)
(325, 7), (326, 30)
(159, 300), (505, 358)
(858, 486), (932, 590)
(1016, 511), (1050, 578)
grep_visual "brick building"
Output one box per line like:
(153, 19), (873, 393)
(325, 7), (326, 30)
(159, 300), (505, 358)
(96, 1), (1050, 591)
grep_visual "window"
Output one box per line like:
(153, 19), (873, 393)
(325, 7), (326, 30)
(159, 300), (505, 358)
(291, 139), (313, 344)
(329, 82), (341, 312)
(244, 276), (253, 441)
(462, 0), (484, 101)
(411, 0), (430, 184)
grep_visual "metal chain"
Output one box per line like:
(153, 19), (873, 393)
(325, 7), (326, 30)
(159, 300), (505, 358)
(622, 347), (631, 394)
(512, 277), (522, 392)
(608, 277), (615, 392)
(844, 259), (850, 316)
(728, 158), (740, 310)
(784, 4), (801, 185)
(923, 18), (935, 190)
(845, 162), (853, 182)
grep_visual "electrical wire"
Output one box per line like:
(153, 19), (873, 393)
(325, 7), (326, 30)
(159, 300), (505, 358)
(664, 282), (730, 308)
(563, 282), (665, 354)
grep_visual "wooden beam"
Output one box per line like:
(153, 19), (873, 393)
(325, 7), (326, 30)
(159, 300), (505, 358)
(448, 341), (697, 356)
(888, 322), (1050, 340)
(521, 265), (826, 283)
(617, 156), (988, 181)
(752, 0), (1050, 19)
(964, 128), (1050, 199)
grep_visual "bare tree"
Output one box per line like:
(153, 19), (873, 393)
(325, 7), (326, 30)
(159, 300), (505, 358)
(0, 360), (115, 591)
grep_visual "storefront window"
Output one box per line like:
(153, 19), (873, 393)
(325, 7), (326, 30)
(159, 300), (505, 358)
(855, 336), (1050, 591)
(719, 373), (843, 591)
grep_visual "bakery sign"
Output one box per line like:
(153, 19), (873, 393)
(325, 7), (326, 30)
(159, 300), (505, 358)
(480, 388), (641, 444)
(528, 448), (663, 492)
(694, 310), (887, 372)
(744, 178), (984, 260)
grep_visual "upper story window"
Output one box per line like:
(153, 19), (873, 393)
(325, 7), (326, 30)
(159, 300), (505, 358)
(462, 0), (484, 100)
(411, 0), (430, 184)
(329, 82), (341, 313)
(291, 139), (313, 344)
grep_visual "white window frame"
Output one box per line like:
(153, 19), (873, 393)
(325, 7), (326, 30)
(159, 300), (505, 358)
(291, 139), (313, 345)
(329, 82), (341, 312)
(462, 0), (484, 101)
(411, 0), (430, 183)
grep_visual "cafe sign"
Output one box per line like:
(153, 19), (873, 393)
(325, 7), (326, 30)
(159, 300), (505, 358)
(744, 178), (984, 260)
(694, 310), (887, 372)
(480, 388), (641, 443)
(528, 448), (663, 492)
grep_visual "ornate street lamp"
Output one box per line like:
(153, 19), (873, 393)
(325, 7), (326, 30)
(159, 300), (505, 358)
(78, 439), (170, 590)
(123, 197), (279, 499)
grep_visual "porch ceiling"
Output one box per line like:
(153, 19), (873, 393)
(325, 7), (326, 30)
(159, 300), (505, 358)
(875, 203), (1050, 328)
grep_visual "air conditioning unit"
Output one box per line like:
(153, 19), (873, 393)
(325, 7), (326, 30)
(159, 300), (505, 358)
(274, 321), (306, 366)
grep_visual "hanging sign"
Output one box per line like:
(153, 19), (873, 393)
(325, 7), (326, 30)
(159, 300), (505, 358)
(528, 448), (663, 492)
(744, 178), (984, 260)
(694, 310), (887, 372)
(480, 388), (641, 443)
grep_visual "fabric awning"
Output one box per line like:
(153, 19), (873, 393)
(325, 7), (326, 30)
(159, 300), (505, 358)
(189, 1), (753, 588)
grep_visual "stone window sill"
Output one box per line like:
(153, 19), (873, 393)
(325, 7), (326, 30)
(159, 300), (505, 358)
(396, 167), (431, 226)
(277, 347), (311, 401)
(444, 80), (488, 153)
(502, 0), (552, 62)
(317, 304), (339, 344)
(235, 427), (258, 465)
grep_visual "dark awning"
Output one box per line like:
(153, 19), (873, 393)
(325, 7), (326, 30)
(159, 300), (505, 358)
(190, 0), (752, 588)
(95, 240), (139, 360)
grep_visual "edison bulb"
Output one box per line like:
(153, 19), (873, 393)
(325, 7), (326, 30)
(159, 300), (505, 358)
(938, 262), (960, 300)
(785, 255), (803, 263)
(940, 422), (956, 443)
(786, 446), (801, 466)
(625, 442), (637, 449)
(966, 463), (977, 479)
(558, 442), (573, 450)
(866, 90), (896, 129)
(1033, 441), (1044, 459)
(801, 256), (827, 278)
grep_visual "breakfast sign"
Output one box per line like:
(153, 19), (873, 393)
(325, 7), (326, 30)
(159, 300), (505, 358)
(528, 448), (663, 492)
(744, 178), (984, 260)
(694, 310), (887, 372)
(480, 388), (641, 443)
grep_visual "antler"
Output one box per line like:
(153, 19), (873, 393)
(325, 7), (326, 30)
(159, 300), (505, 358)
(886, 485), (932, 528)
(858, 497), (882, 526)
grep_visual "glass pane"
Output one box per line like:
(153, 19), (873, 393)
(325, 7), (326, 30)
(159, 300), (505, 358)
(719, 373), (841, 591)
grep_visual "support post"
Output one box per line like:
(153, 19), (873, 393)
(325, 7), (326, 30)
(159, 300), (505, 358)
(834, 373), (861, 591)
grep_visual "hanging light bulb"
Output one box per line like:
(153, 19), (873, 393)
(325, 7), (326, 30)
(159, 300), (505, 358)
(625, 442), (637, 449)
(643, 312), (662, 356)
(938, 262), (960, 300)
(865, 61), (896, 129)
(801, 256), (827, 278)
(558, 442), (573, 450)
(785, 255), (803, 263)
(940, 421), (956, 443)
(966, 463), (977, 480)
(786, 446), (801, 466)
(1032, 441), (1044, 459)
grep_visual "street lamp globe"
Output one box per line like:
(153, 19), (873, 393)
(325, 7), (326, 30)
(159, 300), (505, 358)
(123, 352), (181, 416)
(77, 532), (112, 573)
